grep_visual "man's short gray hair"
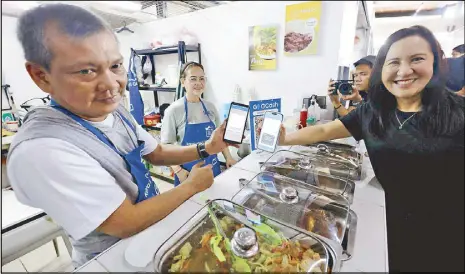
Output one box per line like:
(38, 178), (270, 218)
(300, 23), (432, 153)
(17, 3), (115, 71)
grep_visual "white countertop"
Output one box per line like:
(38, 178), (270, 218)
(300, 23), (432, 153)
(75, 145), (388, 273)
(1, 189), (45, 231)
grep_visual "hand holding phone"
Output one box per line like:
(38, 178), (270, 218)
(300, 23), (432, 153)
(223, 102), (250, 144)
(257, 111), (284, 152)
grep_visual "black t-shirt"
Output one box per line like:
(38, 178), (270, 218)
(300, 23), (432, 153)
(348, 91), (368, 107)
(340, 102), (464, 272)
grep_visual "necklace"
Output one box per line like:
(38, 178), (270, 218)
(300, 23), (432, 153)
(395, 110), (417, 129)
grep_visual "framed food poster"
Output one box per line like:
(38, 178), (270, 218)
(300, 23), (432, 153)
(284, 1), (322, 56)
(248, 25), (278, 70)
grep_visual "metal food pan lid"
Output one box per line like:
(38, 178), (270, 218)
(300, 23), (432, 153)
(154, 199), (339, 273)
(232, 172), (351, 245)
(259, 150), (356, 193)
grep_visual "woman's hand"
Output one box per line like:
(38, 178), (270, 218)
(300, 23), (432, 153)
(225, 158), (237, 168)
(176, 169), (189, 183)
(277, 124), (287, 146)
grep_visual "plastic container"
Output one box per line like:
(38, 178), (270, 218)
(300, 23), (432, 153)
(307, 100), (317, 126)
(153, 199), (343, 272)
(299, 104), (308, 128)
(232, 172), (357, 261)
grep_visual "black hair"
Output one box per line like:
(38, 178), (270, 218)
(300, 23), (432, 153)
(368, 25), (464, 138)
(180, 62), (204, 79)
(452, 44), (465, 54)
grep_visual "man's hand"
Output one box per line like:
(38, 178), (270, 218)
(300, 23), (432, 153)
(340, 85), (363, 102)
(327, 79), (340, 105)
(205, 120), (239, 155)
(225, 158), (237, 168)
(184, 161), (214, 192)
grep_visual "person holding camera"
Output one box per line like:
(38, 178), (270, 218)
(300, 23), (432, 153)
(328, 55), (376, 117)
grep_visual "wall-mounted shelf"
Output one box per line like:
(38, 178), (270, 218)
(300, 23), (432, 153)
(139, 86), (177, 92)
(131, 41), (202, 107)
(134, 45), (200, 56)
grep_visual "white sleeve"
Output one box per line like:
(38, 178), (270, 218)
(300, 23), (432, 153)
(160, 105), (178, 144)
(136, 125), (158, 155)
(7, 138), (126, 241)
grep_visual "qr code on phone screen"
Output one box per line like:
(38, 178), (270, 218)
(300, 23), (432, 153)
(261, 133), (275, 146)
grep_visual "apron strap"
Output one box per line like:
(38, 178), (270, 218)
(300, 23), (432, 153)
(115, 111), (137, 135)
(50, 100), (124, 157)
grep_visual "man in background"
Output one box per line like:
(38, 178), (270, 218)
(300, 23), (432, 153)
(446, 55), (465, 96)
(452, 44), (464, 58)
(328, 55), (376, 117)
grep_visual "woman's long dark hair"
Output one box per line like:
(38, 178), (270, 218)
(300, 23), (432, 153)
(368, 25), (464, 138)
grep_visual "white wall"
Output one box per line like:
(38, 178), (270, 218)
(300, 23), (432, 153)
(130, 1), (357, 118)
(1, 15), (47, 106)
(2, 1), (360, 120)
(0, 15), (146, 107)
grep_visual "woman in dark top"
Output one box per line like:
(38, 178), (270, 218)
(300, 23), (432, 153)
(277, 25), (464, 271)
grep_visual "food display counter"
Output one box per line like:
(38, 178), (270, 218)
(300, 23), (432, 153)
(74, 140), (388, 273)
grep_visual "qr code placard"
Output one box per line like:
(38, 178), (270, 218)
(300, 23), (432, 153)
(261, 133), (276, 146)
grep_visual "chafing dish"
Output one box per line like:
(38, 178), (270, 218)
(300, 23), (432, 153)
(233, 172), (357, 261)
(260, 150), (356, 204)
(153, 199), (343, 272)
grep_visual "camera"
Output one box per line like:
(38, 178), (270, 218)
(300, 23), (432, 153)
(331, 80), (354, 96)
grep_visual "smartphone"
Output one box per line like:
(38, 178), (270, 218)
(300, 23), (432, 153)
(257, 111), (284, 153)
(223, 102), (250, 144)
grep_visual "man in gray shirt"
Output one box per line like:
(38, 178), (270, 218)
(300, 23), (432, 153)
(7, 4), (235, 268)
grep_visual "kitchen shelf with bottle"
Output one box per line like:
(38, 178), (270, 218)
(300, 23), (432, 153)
(138, 86), (177, 92)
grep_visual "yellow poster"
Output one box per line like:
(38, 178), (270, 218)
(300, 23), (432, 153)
(248, 25), (278, 70)
(284, 1), (322, 56)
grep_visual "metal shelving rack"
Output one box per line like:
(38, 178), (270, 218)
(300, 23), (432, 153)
(133, 41), (202, 107)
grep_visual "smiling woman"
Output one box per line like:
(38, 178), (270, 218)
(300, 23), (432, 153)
(276, 24), (464, 272)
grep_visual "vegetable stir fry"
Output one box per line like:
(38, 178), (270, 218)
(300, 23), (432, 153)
(169, 216), (325, 273)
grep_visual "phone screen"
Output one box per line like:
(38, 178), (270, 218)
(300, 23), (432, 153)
(224, 102), (249, 144)
(257, 111), (283, 152)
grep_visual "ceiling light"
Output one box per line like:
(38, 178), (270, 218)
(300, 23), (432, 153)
(95, 1), (141, 12)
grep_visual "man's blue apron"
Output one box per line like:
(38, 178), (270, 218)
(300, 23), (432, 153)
(127, 50), (144, 125)
(174, 97), (221, 186)
(50, 101), (159, 203)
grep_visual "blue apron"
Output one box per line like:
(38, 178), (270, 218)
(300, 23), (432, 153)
(174, 98), (221, 186)
(127, 50), (144, 125)
(50, 101), (159, 203)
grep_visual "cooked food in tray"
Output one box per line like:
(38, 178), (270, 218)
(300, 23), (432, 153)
(302, 209), (343, 243)
(232, 173), (356, 261)
(166, 215), (327, 273)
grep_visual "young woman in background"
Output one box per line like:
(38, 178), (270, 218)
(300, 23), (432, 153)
(276, 25), (464, 271)
(161, 62), (237, 186)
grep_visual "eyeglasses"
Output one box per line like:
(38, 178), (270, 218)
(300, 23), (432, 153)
(186, 76), (207, 83)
